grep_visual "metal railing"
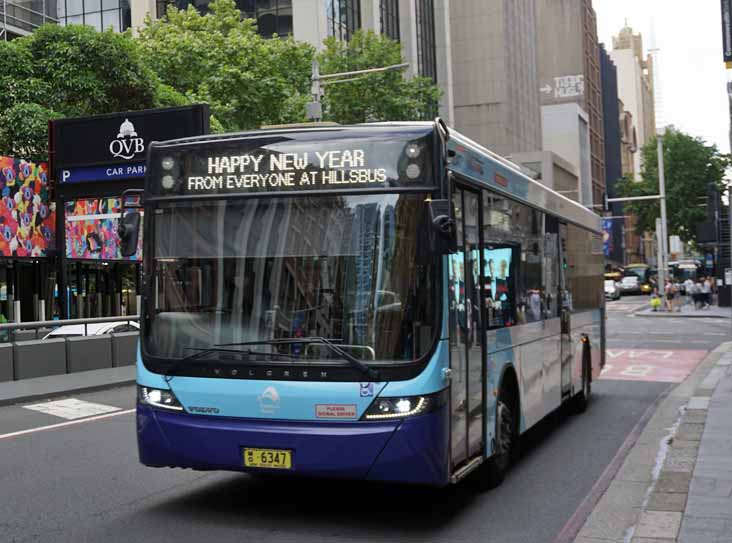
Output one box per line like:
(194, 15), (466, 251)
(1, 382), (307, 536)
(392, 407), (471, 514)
(0, 315), (139, 336)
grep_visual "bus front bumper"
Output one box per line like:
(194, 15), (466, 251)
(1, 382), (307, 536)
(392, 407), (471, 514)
(137, 405), (449, 486)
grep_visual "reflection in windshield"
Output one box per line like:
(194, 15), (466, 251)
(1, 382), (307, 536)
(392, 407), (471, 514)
(146, 194), (438, 365)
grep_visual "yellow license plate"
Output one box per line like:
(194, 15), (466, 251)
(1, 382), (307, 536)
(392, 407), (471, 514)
(243, 448), (292, 469)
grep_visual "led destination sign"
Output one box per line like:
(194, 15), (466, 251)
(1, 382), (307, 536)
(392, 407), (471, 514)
(150, 132), (435, 196)
(190, 149), (387, 191)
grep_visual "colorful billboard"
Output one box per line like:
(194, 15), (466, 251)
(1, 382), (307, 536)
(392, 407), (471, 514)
(65, 197), (142, 260)
(0, 156), (56, 257)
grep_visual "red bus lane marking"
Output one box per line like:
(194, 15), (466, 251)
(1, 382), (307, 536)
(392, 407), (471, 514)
(601, 350), (707, 383)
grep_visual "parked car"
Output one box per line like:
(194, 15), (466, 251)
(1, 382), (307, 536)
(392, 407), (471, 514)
(620, 272), (642, 294)
(604, 273), (622, 300)
(42, 321), (139, 339)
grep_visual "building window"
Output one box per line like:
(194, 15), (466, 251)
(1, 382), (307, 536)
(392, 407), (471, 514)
(156, 0), (292, 37)
(240, 0), (292, 37)
(326, 0), (360, 41)
(59, 0), (130, 31)
(3, 0), (58, 34)
(379, 0), (399, 42)
(415, 0), (436, 83)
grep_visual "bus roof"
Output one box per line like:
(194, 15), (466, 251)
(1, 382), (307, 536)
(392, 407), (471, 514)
(147, 120), (602, 233)
(147, 121), (437, 149)
(446, 131), (602, 234)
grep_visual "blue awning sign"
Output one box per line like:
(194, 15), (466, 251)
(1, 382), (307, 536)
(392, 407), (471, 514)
(60, 163), (146, 183)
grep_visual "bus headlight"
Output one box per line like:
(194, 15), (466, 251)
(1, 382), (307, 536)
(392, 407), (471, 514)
(361, 390), (447, 420)
(138, 385), (184, 411)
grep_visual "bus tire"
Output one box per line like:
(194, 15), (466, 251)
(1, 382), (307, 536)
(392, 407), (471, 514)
(482, 379), (518, 488)
(573, 350), (592, 413)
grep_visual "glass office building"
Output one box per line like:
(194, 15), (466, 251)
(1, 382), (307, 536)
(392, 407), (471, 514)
(56, 0), (130, 31)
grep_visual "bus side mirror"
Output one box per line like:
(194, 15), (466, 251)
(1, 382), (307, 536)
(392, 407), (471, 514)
(427, 199), (457, 254)
(118, 211), (141, 258)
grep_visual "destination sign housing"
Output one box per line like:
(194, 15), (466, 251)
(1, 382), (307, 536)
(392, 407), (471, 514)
(147, 130), (435, 196)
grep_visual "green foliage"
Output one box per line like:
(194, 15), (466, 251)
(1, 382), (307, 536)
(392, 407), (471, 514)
(0, 103), (61, 162)
(616, 128), (730, 243)
(24, 24), (158, 117)
(137, 0), (313, 131)
(1, 3), (442, 161)
(0, 24), (159, 161)
(318, 31), (442, 124)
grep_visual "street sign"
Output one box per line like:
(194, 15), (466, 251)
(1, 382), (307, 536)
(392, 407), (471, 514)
(725, 268), (732, 285)
(723, 0), (732, 63)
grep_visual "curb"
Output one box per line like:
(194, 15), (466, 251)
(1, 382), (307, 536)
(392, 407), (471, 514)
(635, 311), (731, 319)
(570, 341), (732, 543)
(0, 366), (136, 407)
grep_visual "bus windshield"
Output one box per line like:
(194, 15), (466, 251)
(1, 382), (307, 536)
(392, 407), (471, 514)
(145, 193), (439, 365)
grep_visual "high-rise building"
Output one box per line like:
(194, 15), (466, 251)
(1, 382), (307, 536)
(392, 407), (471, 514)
(447, 0), (542, 157)
(0, 0), (59, 38)
(599, 43), (624, 265)
(535, 0), (606, 211)
(609, 24), (655, 178)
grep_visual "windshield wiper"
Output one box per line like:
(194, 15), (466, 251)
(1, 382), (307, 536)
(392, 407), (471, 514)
(162, 347), (298, 381)
(215, 337), (380, 380)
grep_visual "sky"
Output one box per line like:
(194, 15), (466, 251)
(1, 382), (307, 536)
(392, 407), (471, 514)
(594, 0), (730, 153)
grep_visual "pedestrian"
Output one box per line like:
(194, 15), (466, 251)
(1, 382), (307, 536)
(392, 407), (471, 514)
(684, 277), (694, 305)
(664, 280), (675, 312)
(702, 277), (712, 308)
(692, 279), (703, 310)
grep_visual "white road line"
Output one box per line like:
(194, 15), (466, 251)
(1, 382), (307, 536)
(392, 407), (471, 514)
(24, 398), (121, 420)
(0, 408), (135, 441)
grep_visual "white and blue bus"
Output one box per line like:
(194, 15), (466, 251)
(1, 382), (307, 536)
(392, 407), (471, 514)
(122, 120), (605, 487)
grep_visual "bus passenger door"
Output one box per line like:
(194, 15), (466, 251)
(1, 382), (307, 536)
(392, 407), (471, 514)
(559, 223), (572, 397)
(448, 187), (484, 470)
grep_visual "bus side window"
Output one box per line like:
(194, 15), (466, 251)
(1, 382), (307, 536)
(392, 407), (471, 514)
(482, 190), (545, 327)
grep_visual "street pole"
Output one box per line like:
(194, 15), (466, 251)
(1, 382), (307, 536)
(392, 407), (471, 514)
(307, 60), (409, 121)
(656, 217), (664, 303)
(657, 132), (669, 308)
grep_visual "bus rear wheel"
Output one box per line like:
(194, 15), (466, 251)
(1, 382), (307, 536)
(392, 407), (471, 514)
(482, 398), (516, 488)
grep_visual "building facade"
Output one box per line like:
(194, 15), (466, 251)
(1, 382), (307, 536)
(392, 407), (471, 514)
(599, 44), (624, 266)
(541, 102), (591, 205)
(609, 25), (655, 179)
(510, 150), (579, 201)
(448, 0), (542, 157)
(0, 0), (59, 38)
(535, 0), (605, 211)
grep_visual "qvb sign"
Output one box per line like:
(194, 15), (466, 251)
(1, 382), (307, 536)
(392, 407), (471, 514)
(50, 105), (209, 184)
(723, 0), (732, 63)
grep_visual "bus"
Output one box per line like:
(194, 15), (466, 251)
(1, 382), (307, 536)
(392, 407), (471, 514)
(670, 260), (702, 291)
(121, 120), (605, 487)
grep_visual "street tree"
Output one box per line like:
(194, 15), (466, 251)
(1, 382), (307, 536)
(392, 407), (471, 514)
(0, 24), (160, 161)
(317, 30), (442, 124)
(615, 128), (730, 243)
(137, 0), (313, 131)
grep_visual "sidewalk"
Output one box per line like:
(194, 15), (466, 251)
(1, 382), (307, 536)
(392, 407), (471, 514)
(0, 366), (135, 406)
(636, 304), (732, 318)
(573, 342), (732, 543)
